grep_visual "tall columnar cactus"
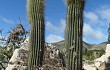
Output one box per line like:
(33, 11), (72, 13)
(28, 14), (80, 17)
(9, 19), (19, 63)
(65, 0), (85, 70)
(108, 23), (110, 43)
(27, 0), (45, 70)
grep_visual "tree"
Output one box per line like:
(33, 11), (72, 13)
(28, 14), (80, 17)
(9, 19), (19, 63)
(6, 23), (28, 51)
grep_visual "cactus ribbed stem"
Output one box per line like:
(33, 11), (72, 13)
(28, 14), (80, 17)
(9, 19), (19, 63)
(27, 0), (45, 70)
(65, 0), (85, 70)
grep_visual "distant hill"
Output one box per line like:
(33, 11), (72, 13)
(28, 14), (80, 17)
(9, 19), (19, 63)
(90, 42), (107, 50)
(52, 40), (107, 51)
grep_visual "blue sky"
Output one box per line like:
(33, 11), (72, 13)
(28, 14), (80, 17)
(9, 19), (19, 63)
(0, 0), (110, 44)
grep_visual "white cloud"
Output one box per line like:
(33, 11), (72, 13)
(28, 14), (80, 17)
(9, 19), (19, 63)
(45, 5), (110, 44)
(0, 16), (14, 24)
(83, 23), (106, 41)
(83, 5), (110, 43)
(46, 34), (64, 43)
(46, 19), (66, 34)
(97, 5), (110, 21)
(46, 19), (65, 43)
(84, 12), (99, 23)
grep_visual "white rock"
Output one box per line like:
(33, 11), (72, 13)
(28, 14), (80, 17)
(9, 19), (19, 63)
(83, 64), (97, 70)
(6, 64), (27, 70)
(105, 44), (110, 53)
(94, 44), (110, 69)
(20, 42), (29, 51)
(48, 43), (52, 46)
(94, 62), (100, 68)
(50, 53), (55, 59)
(5, 37), (29, 70)
(105, 44), (110, 62)
(8, 49), (19, 66)
(94, 55), (106, 62)
(56, 49), (59, 55)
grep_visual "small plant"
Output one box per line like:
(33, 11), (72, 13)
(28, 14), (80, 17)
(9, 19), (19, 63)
(83, 49), (105, 60)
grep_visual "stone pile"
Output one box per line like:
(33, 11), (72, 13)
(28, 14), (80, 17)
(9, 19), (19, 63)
(5, 38), (66, 70)
(40, 45), (66, 70)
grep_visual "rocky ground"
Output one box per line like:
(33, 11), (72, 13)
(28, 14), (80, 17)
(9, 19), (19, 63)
(5, 37), (110, 70)
(5, 38), (66, 70)
(83, 44), (110, 70)
(39, 45), (66, 70)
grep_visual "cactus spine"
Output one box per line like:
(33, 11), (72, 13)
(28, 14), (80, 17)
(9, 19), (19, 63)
(27, 0), (45, 70)
(65, 0), (85, 70)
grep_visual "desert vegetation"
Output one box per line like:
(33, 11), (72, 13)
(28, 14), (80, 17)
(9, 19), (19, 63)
(1, 0), (110, 70)
(0, 23), (28, 69)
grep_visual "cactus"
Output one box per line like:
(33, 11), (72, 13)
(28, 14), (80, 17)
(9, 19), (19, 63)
(27, 0), (45, 70)
(108, 23), (110, 43)
(65, 0), (85, 70)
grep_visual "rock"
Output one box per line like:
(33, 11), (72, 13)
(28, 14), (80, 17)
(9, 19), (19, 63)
(6, 64), (27, 70)
(8, 48), (28, 66)
(94, 55), (106, 68)
(94, 44), (110, 70)
(105, 44), (110, 63)
(6, 38), (29, 70)
(83, 44), (110, 70)
(83, 64), (97, 70)
(40, 45), (66, 70)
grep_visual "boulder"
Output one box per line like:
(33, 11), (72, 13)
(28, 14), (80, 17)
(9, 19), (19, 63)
(6, 38), (29, 70)
(83, 64), (97, 70)
(94, 44), (110, 70)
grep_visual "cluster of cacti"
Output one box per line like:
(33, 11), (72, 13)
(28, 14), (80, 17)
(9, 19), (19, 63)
(26, 0), (85, 69)
(27, 0), (45, 70)
(65, 0), (85, 70)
